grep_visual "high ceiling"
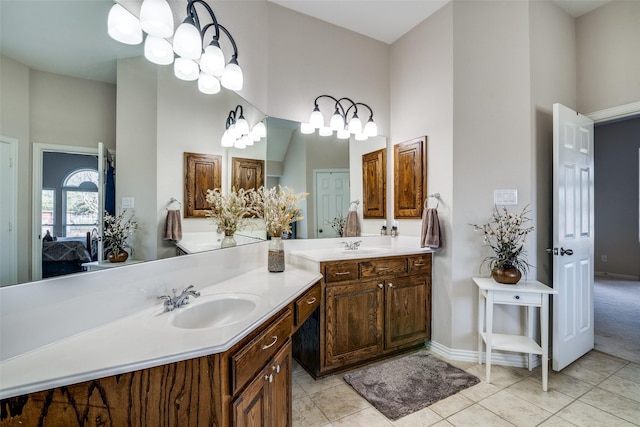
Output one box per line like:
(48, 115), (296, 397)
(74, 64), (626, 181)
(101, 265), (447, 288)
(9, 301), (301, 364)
(0, 0), (612, 83)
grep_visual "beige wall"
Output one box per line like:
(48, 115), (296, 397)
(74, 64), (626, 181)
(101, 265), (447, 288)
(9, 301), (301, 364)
(577, 0), (640, 114)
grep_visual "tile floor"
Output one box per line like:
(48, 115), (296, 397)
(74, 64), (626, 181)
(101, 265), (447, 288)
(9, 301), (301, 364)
(292, 350), (640, 426)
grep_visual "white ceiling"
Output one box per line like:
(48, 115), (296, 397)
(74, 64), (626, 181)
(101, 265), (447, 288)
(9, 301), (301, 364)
(0, 0), (612, 83)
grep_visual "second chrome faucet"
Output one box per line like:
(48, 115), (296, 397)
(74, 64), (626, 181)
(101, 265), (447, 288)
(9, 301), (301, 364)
(159, 285), (201, 312)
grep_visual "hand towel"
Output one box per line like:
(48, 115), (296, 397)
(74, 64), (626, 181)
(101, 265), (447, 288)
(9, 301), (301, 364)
(163, 209), (182, 241)
(420, 208), (441, 248)
(343, 210), (361, 237)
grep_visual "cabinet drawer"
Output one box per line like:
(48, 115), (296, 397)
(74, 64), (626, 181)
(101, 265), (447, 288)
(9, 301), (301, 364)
(360, 258), (407, 278)
(408, 254), (431, 274)
(231, 308), (293, 394)
(324, 261), (359, 283)
(295, 282), (321, 326)
(493, 291), (542, 306)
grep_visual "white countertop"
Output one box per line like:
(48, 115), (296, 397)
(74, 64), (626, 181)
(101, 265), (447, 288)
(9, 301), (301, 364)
(0, 266), (321, 399)
(290, 243), (434, 262)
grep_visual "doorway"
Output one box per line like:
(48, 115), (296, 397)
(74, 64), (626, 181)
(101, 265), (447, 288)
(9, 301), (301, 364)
(314, 169), (350, 238)
(0, 136), (18, 286)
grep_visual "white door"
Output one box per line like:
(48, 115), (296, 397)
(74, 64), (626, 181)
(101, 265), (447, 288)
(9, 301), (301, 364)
(552, 103), (595, 371)
(315, 170), (350, 238)
(0, 136), (18, 286)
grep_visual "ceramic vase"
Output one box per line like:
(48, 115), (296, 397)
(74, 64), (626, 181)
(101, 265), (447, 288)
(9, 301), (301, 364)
(492, 266), (522, 284)
(107, 249), (128, 263)
(268, 237), (285, 272)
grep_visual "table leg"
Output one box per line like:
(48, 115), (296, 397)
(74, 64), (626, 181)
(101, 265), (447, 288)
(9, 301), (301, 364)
(527, 305), (534, 371)
(478, 288), (484, 365)
(541, 294), (549, 391)
(485, 291), (493, 384)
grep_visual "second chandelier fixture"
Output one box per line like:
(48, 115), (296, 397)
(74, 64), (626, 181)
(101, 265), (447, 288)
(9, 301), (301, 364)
(302, 95), (378, 141)
(221, 105), (267, 149)
(107, 0), (243, 94)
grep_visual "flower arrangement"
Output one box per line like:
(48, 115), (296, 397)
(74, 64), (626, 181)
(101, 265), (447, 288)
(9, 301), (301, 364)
(327, 211), (346, 237)
(253, 186), (307, 237)
(102, 210), (138, 256)
(205, 187), (256, 235)
(471, 205), (534, 275)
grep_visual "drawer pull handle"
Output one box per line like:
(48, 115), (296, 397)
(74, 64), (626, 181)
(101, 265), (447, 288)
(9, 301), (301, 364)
(378, 283), (383, 289)
(306, 297), (317, 305)
(514, 295), (520, 300)
(335, 271), (351, 276)
(414, 263), (426, 266)
(262, 335), (278, 350)
(388, 282), (394, 288)
(265, 374), (273, 383)
(377, 267), (391, 271)
(272, 364), (281, 374)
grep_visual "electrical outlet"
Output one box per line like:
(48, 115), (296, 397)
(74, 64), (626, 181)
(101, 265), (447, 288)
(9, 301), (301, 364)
(601, 255), (608, 262)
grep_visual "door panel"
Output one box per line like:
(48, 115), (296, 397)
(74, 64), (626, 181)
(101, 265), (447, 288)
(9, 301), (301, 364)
(315, 171), (350, 238)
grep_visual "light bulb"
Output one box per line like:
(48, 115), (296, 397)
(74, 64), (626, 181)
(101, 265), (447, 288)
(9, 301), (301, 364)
(144, 35), (174, 65)
(221, 58), (243, 91)
(140, 0), (174, 38)
(227, 124), (237, 139)
(364, 118), (378, 137)
(108, 4), (142, 45)
(198, 72), (221, 94)
(329, 109), (344, 131)
(252, 122), (267, 138)
(221, 129), (235, 147)
(173, 19), (202, 60)
(235, 116), (250, 135)
(309, 107), (324, 129)
(200, 41), (225, 76)
(348, 113), (362, 134)
(300, 123), (314, 134)
(174, 57), (199, 81)
(319, 126), (333, 136)
(336, 129), (350, 139)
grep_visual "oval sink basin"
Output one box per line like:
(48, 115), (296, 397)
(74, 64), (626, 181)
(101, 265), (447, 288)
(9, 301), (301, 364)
(171, 294), (263, 330)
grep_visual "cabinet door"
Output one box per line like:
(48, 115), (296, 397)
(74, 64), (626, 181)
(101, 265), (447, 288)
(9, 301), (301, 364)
(325, 280), (384, 369)
(385, 275), (430, 349)
(269, 340), (292, 427)
(394, 137), (426, 218)
(233, 366), (269, 427)
(362, 148), (386, 218)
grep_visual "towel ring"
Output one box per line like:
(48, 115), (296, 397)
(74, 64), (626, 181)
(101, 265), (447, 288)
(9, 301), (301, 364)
(424, 193), (440, 210)
(349, 200), (360, 211)
(168, 197), (182, 209)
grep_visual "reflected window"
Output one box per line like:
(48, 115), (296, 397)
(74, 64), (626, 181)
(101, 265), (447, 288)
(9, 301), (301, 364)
(41, 188), (55, 238)
(62, 169), (99, 237)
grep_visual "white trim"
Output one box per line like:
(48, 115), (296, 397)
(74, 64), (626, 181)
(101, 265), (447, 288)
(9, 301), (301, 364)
(32, 143), (98, 280)
(428, 340), (540, 369)
(0, 136), (19, 286)
(585, 101), (640, 123)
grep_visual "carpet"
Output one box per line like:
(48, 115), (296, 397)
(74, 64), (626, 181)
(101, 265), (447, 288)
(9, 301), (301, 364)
(343, 350), (480, 420)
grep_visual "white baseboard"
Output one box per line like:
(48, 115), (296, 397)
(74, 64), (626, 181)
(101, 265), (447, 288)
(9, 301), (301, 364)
(428, 340), (541, 369)
(595, 271), (640, 281)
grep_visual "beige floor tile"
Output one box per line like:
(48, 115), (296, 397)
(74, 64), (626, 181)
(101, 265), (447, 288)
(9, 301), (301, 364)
(431, 421), (455, 427)
(536, 415), (578, 426)
(561, 351), (627, 385)
(391, 406), (443, 427)
(459, 380), (501, 402)
(505, 378), (574, 413)
(598, 373), (640, 403)
(310, 383), (371, 421)
(292, 396), (330, 427)
(428, 392), (474, 419)
(556, 400), (635, 426)
(529, 370), (595, 398)
(466, 364), (527, 388)
(614, 363), (640, 384)
(331, 407), (394, 426)
(294, 370), (344, 395)
(446, 403), (515, 426)
(579, 387), (640, 425)
(478, 390), (553, 427)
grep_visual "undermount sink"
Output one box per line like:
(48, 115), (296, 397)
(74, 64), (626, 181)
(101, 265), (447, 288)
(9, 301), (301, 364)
(341, 247), (390, 255)
(171, 294), (264, 330)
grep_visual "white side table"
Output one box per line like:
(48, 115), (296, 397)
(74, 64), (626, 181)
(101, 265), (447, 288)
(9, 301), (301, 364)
(473, 277), (557, 391)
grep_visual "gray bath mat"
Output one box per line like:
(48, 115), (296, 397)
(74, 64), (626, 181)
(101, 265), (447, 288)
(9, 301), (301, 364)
(343, 350), (480, 420)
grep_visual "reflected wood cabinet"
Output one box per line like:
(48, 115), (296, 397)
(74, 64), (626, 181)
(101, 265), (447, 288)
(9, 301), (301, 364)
(232, 157), (264, 191)
(362, 148), (386, 218)
(184, 152), (222, 218)
(293, 254), (432, 378)
(394, 137), (427, 218)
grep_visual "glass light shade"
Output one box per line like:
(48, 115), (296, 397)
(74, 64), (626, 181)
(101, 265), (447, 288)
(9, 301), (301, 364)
(243, 135), (254, 146)
(355, 132), (368, 141)
(319, 126), (333, 136)
(309, 107), (324, 129)
(144, 35), (174, 65)
(336, 129), (350, 139)
(221, 129), (235, 147)
(364, 118), (378, 137)
(173, 20), (202, 60)
(174, 57), (199, 81)
(108, 4), (142, 45)
(200, 43), (225, 76)
(198, 72), (221, 94)
(329, 112), (344, 131)
(235, 116), (250, 135)
(234, 137), (247, 149)
(300, 123), (314, 134)
(140, 0), (174, 38)
(248, 130), (260, 142)
(348, 114), (362, 134)
(227, 124), (237, 139)
(252, 122), (267, 138)
(221, 60), (243, 91)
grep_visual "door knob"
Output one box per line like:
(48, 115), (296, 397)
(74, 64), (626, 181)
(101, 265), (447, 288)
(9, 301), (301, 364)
(546, 248), (558, 255)
(560, 247), (573, 256)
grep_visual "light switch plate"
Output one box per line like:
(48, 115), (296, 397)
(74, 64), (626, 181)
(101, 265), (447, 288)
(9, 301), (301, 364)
(494, 189), (518, 205)
(121, 197), (135, 209)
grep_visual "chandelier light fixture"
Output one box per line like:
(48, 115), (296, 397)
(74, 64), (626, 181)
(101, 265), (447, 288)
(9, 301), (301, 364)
(301, 95), (378, 141)
(107, 0), (243, 94)
(221, 105), (267, 149)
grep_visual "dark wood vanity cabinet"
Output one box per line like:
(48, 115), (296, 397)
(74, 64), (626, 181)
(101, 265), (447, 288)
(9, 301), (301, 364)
(294, 254), (432, 378)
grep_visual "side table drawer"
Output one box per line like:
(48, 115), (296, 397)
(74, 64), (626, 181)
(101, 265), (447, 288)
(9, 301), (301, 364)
(493, 291), (542, 306)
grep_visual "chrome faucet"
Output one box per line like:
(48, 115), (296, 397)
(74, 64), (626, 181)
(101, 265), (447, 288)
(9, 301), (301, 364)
(159, 285), (201, 312)
(342, 240), (362, 250)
